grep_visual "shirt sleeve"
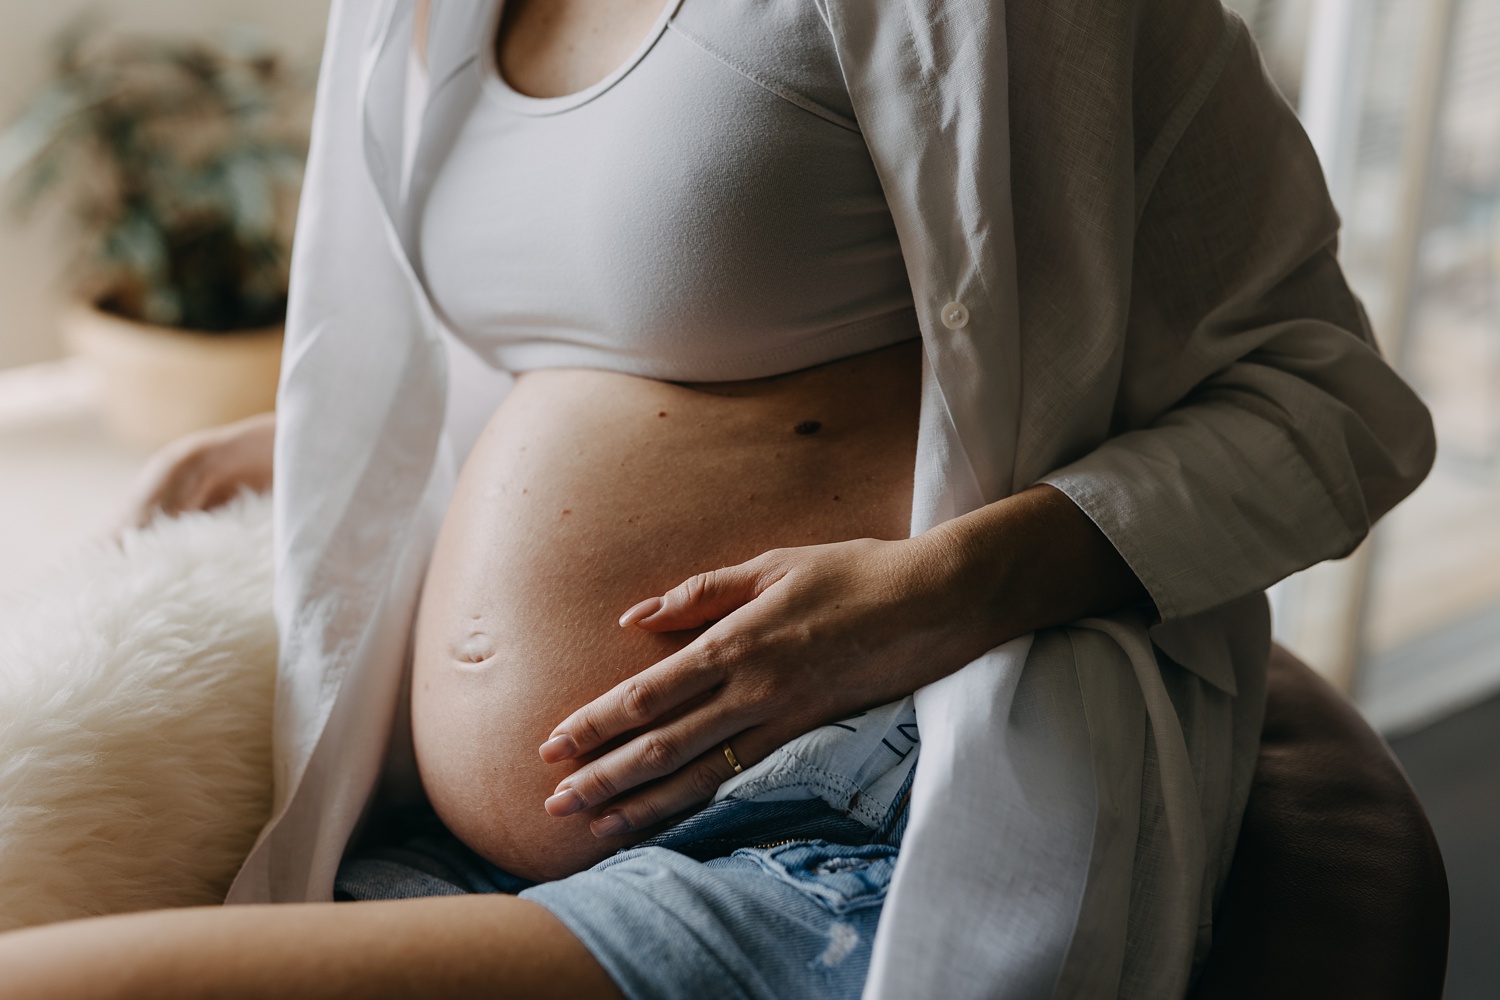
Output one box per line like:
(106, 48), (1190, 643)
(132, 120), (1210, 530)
(1039, 11), (1435, 623)
(237, 0), (451, 903)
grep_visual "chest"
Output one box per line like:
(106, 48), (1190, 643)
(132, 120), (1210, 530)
(496, 0), (670, 98)
(414, 0), (916, 380)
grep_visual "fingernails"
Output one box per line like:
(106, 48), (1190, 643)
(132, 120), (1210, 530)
(544, 788), (586, 817)
(539, 733), (578, 763)
(591, 812), (630, 838)
(619, 596), (664, 628)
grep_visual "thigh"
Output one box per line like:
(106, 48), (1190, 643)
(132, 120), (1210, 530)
(0, 896), (623, 1000)
(522, 841), (900, 1000)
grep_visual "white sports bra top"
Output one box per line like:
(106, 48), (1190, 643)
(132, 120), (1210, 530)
(417, 0), (919, 382)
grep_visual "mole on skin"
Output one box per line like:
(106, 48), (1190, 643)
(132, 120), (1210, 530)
(794, 420), (823, 435)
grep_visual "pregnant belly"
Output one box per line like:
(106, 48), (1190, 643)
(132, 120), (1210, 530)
(410, 343), (919, 882)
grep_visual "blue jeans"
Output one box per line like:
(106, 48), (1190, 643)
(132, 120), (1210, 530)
(337, 781), (911, 1000)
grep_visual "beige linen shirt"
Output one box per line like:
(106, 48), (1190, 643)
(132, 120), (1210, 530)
(228, 2), (1435, 998)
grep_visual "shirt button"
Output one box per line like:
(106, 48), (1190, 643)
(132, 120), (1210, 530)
(940, 301), (970, 330)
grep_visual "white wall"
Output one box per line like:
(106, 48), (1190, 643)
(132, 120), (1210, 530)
(0, 0), (332, 370)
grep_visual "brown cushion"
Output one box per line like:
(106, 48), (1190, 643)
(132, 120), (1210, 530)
(1189, 646), (1450, 999)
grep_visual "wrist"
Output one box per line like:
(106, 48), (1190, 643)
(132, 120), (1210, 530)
(902, 511), (1024, 657)
(207, 412), (276, 492)
(915, 484), (1151, 648)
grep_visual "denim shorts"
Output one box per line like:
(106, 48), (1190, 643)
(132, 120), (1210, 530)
(337, 701), (918, 1000)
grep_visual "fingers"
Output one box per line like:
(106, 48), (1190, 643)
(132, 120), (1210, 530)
(587, 737), (759, 839)
(619, 557), (785, 632)
(115, 415), (276, 535)
(114, 458), (185, 535)
(116, 437), (209, 533)
(540, 642), (731, 764)
(544, 704), (748, 820)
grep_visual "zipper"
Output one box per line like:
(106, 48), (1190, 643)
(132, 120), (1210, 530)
(753, 786), (913, 850)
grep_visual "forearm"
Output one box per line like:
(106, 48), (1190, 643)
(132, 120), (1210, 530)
(537, 482), (1157, 827)
(205, 411), (278, 495)
(120, 411), (277, 528)
(0, 897), (620, 1000)
(919, 483), (1152, 653)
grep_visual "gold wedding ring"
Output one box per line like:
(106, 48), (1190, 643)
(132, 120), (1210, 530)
(721, 741), (744, 774)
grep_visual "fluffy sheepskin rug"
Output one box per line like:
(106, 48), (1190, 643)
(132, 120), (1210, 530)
(0, 493), (276, 930)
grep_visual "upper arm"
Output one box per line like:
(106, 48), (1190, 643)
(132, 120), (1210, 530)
(1042, 5), (1435, 620)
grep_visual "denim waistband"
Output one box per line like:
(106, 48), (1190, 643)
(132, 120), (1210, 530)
(711, 696), (919, 831)
(637, 758), (915, 863)
(337, 776), (913, 896)
(345, 697), (919, 898)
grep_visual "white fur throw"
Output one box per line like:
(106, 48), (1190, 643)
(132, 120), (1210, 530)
(0, 493), (276, 930)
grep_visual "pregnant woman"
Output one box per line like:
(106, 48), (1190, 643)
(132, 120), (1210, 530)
(0, 1), (1434, 998)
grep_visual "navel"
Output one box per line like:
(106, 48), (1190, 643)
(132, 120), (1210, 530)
(452, 630), (499, 668)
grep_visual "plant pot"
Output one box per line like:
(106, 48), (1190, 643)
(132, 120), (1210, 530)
(61, 303), (283, 451)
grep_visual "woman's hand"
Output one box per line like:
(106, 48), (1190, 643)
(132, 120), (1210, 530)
(117, 412), (276, 531)
(537, 485), (1151, 839)
(537, 530), (1004, 839)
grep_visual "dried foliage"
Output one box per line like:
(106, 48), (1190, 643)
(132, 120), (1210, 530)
(0, 21), (312, 332)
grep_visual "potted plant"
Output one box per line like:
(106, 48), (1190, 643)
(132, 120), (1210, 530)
(0, 23), (309, 449)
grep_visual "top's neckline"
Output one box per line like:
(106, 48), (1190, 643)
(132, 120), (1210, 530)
(482, 0), (682, 116)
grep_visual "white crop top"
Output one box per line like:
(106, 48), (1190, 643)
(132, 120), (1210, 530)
(417, 0), (919, 383)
